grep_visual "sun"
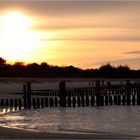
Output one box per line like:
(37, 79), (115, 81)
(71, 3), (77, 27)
(1, 12), (31, 32)
(0, 11), (39, 62)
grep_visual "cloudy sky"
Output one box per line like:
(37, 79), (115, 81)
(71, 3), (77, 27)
(0, 1), (140, 69)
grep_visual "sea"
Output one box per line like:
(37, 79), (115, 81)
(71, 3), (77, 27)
(0, 106), (140, 137)
(0, 79), (140, 139)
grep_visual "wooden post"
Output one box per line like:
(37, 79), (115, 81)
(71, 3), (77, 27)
(105, 95), (108, 106)
(122, 95), (126, 105)
(10, 99), (13, 107)
(6, 99), (9, 107)
(68, 97), (71, 107)
(1, 99), (4, 106)
(132, 95), (135, 105)
(59, 81), (66, 107)
(114, 94), (117, 105)
(137, 85), (140, 105)
(118, 94), (121, 105)
(18, 99), (22, 110)
(37, 98), (40, 108)
(91, 96), (95, 106)
(86, 95), (89, 107)
(50, 98), (54, 107)
(132, 89), (136, 105)
(45, 98), (48, 107)
(41, 98), (44, 108)
(77, 96), (81, 107)
(137, 93), (140, 105)
(120, 87), (123, 102)
(127, 94), (131, 105)
(27, 82), (31, 109)
(55, 97), (58, 107)
(101, 80), (105, 87)
(15, 99), (18, 109)
(72, 96), (76, 107)
(32, 98), (36, 109)
(81, 96), (85, 107)
(67, 90), (71, 96)
(23, 84), (27, 109)
(95, 80), (102, 106)
(109, 95), (113, 105)
(101, 96), (104, 106)
(126, 80), (131, 105)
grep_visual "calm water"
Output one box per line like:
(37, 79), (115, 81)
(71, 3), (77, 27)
(0, 106), (140, 136)
(0, 79), (138, 94)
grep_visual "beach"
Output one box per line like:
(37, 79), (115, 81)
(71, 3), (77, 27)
(0, 126), (139, 139)
(0, 0), (140, 138)
(0, 106), (140, 139)
(0, 78), (140, 139)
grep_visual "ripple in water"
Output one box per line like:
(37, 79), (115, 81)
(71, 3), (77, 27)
(1, 106), (140, 135)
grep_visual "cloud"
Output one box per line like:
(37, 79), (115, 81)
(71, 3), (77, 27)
(0, 1), (139, 16)
(37, 35), (140, 42)
(125, 51), (140, 54)
(33, 22), (140, 31)
(33, 24), (117, 31)
(1, 1), (140, 32)
(96, 36), (140, 42)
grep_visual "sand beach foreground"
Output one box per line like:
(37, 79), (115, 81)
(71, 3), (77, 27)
(0, 127), (139, 139)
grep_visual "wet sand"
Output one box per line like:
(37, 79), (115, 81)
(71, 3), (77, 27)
(0, 126), (139, 139)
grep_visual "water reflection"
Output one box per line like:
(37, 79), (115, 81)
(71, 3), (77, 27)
(1, 106), (140, 135)
(0, 107), (21, 115)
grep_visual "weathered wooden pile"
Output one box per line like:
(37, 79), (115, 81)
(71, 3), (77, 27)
(0, 80), (140, 110)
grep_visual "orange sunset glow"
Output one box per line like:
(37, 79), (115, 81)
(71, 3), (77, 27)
(0, 1), (140, 69)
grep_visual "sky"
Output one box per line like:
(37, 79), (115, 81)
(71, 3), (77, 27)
(0, 1), (140, 69)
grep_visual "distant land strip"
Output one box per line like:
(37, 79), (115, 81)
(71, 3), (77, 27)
(0, 57), (140, 78)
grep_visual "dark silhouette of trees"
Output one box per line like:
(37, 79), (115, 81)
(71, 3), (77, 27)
(115, 65), (131, 78)
(98, 63), (115, 77)
(0, 57), (139, 78)
(0, 57), (6, 66)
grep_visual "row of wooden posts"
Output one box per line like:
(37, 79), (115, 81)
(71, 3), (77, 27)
(0, 80), (140, 110)
(0, 93), (140, 109)
(0, 98), (22, 109)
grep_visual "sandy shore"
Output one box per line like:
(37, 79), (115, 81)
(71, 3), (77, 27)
(0, 127), (139, 139)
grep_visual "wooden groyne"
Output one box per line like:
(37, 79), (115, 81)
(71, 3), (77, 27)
(0, 80), (140, 110)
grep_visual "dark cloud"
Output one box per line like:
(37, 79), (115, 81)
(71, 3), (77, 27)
(1, 1), (140, 31)
(38, 35), (140, 42)
(125, 51), (140, 54)
(96, 36), (140, 42)
(0, 1), (139, 16)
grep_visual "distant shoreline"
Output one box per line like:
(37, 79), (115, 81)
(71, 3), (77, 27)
(0, 77), (140, 83)
(0, 58), (140, 78)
